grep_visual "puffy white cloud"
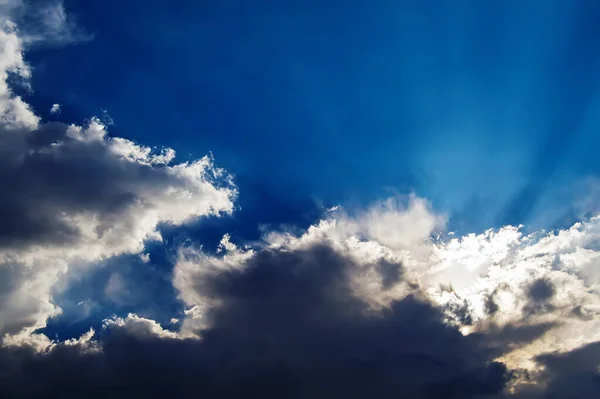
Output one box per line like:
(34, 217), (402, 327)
(0, 22), (38, 129)
(0, 17), (236, 343)
(423, 217), (600, 372)
(102, 314), (181, 340)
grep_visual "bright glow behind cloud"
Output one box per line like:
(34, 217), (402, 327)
(174, 199), (600, 376)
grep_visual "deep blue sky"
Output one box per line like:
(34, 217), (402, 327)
(25, 0), (600, 235)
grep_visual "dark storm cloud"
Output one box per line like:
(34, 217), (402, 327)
(0, 243), (522, 398)
(534, 341), (600, 398)
(511, 341), (600, 399)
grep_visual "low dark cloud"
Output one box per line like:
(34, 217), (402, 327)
(534, 341), (600, 398)
(0, 244), (520, 398)
(511, 342), (600, 399)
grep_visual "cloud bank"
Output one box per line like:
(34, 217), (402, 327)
(3, 202), (600, 397)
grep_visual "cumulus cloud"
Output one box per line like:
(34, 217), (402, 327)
(0, 21), (38, 129)
(0, 16), (236, 344)
(0, 243), (518, 398)
(4, 215), (595, 397)
(426, 218), (600, 374)
(169, 198), (600, 397)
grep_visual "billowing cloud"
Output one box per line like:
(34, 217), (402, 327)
(175, 200), (600, 395)
(0, 17), (236, 344)
(170, 199), (600, 396)
(0, 20), (38, 129)
(4, 212), (597, 397)
(0, 243), (517, 398)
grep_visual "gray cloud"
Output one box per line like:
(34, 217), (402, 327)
(510, 342), (600, 398)
(0, 244), (518, 398)
(0, 121), (220, 250)
(527, 279), (555, 303)
(0, 117), (235, 337)
(0, 16), (236, 339)
(534, 341), (600, 398)
(2, 240), (596, 398)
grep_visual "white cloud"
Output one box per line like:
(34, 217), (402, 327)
(0, 16), (236, 345)
(0, 22), (38, 129)
(50, 103), (60, 114)
(103, 313), (181, 340)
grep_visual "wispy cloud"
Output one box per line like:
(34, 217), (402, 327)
(1, 0), (92, 46)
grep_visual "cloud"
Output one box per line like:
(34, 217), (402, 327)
(0, 117), (236, 340)
(0, 4), (599, 398)
(0, 243), (518, 398)
(2, 227), (589, 398)
(0, 18), (236, 343)
(171, 198), (600, 396)
(49, 103), (59, 114)
(0, 21), (38, 129)
(531, 341), (600, 398)
(1, 0), (92, 45)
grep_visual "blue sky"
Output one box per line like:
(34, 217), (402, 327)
(3, 1), (600, 397)
(24, 0), (600, 237)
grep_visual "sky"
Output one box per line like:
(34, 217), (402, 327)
(1, 1), (600, 398)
